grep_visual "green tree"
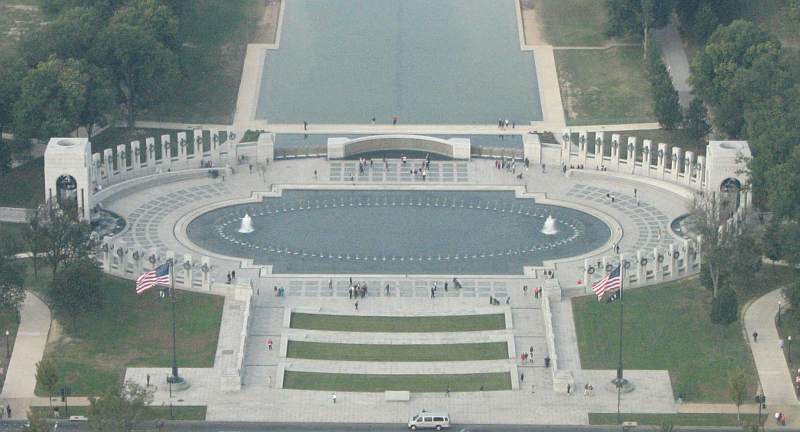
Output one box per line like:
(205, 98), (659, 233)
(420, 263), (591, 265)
(51, 257), (103, 329)
(0, 54), (26, 148)
(689, 20), (783, 136)
(35, 358), (60, 414)
(683, 97), (711, 140)
(0, 143), (12, 177)
(25, 409), (52, 432)
(94, 22), (179, 128)
(88, 382), (153, 432)
(645, 43), (683, 129)
(109, 0), (179, 50)
(605, 0), (673, 55)
(13, 57), (88, 141)
(0, 237), (26, 316)
(32, 202), (94, 281)
(727, 367), (748, 421)
(711, 288), (738, 324)
(18, 6), (103, 67)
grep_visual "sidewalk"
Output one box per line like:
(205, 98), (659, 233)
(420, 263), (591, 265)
(652, 17), (693, 108)
(0, 292), (51, 419)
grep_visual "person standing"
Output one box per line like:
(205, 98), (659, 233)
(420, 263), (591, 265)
(303, 121), (308, 131)
(331, 393), (336, 404)
(267, 338), (273, 350)
(753, 331), (759, 342)
(354, 301), (359, 311)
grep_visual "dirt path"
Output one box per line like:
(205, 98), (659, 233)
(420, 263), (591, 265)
(253, 0), (281, 44)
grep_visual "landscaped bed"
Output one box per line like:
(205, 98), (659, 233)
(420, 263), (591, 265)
(283, 371), (511, 392)
(286, 341), (508, 362)
(589, 413), (763, 427)
(289, 312), (506, 333)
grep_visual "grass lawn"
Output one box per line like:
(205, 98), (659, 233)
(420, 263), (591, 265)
(0, 308), (19, 390)
(286, 341), (508, 362)
(290, 313), (506, 333)
(26, 264), (224, 396)
(31, 405), (206, 421)
(573, 276), (758, 402)
(556, 47), (655, 126)
(0, 1), (44, 58)
(527, 0), (632, 46)
(0, 222), (29, 254)
(283, 371), (511, 392)
(606, 129), (707, 155)
(589, 413), (763, 427)
(141, 1), (266, 124)
(0, 157), (44, 208)
(776, 307), (800, 395)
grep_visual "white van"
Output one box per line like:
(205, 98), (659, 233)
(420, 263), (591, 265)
(408, 411), (450, 430)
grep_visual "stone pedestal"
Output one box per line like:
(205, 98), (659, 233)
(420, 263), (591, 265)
(177, 132), (188, 162)
(523, 133), (541, 164)
(257, 132), (275, 164)
(656, 143), (668, 179)
(595, 132), (605, 169)
(671, 146), (682, 181)
(131, 141), (141, 170)
(578, 132), (588, 167)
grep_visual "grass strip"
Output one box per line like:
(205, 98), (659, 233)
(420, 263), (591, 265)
(283, 371), (511, 392)
(287, 341), (508, 362)
(589, 413), (763, 427)
(290, 313), (505, 333)
(30, 405), (206, 421)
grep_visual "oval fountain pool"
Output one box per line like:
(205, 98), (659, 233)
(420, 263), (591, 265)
(185, 190), (611, 274)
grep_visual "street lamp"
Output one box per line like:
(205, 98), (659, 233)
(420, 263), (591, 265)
(4, 330), (9, 358)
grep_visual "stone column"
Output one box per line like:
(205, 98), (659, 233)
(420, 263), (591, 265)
(642, 140), (652, 175)
(696, 156), (706, 188)
(626, 137), (636, 173)
(671, 146), (682, 181)
(103, 149), (114, 178)
(578, 132), (588, 167)
(193, 129), (204, 160)
(595, 132), (605, 169)
(116, 144), (127, 175)
(101, 237), (112, 272)
(145, 137), (155, 168)
(201, 257), (212, 291)
(131, 141), (141, 171)
(113, 240), (127, 276)
(652, 247), (662, 282)
(635, 250), (643, 284)
(561, 129), (571, 167)
(92, 153), (103, 184)
(610, 133), (621, 171)
(182, 254), (193, 288)
(160, 134), (172, 167)
(668, 243), (677, 277)
(684, 150), (695, 185)
(210, 129), (221, 162)
(177, 132), (188, 164)
(656, 143), (668, 179)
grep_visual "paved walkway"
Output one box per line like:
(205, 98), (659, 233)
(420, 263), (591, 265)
(652, 17), (693, 108)
(745, 289), (798, 404)
(1, 292), (51, 419)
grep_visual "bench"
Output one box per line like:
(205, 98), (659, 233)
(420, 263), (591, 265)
(384, 390), (410, 401)
(69, 415), (89, 422)
(621, 421), (638, 429)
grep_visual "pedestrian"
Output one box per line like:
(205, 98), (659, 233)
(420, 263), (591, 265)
(529, 346), (534, 360)
(267, 338), (273, 350)
(523, 285), (528, 295)
(6, 404), (10, 418)
(489, 296), (493, 305)
(349, 286), (353, 299)
(446, 386), (450, 397)
(544, 356), (551, 368)
(371, 117), (376, 125)
(354, 301), (359, 311)
(531, 384), (535, 394)
(146, 373), (151, 387)
(753, 331), (758, 342)
(566, 384), (571, 395)
(329, 279), (333, 290)
(303, 120), (308, 131)
(431, 287), (435, 298)
(780, 339), (785, 350)
(232, 270), (236, 279)
(393, 116), (398, 125)
(385, 284), (390, 295)
(332, 392), (336, 404)
(226, 272), (231, 284)
(520, 373), (524, 383)
(633, 188), (637, 198)
(584, 384), (589, 396)
(444, 282), (448, 292)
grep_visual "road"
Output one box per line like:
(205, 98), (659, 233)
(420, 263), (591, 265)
(0, 421), (783, 432)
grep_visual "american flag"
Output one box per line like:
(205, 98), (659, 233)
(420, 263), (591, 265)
(136, 263), (171, 294)
(592, 265), (622, 300)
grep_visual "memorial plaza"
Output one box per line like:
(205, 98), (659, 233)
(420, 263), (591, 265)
(2, 0), (791, 428)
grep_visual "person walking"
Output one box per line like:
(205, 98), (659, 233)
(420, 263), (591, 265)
(267, 338), (273, 350)
(303, 121), (308, 131)
(445, 386), (450, 397)
(331, 393), (337, 404)
(753, 331), (759, 342)
(385, 284), (390, 296)
(354, 300), (359, 311)
(520, 373), (525, 383)
(431, 287), (435, 298)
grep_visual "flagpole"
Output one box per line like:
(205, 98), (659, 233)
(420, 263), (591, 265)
(168, 259), (180, 382)
(616, 257), (625, 425)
